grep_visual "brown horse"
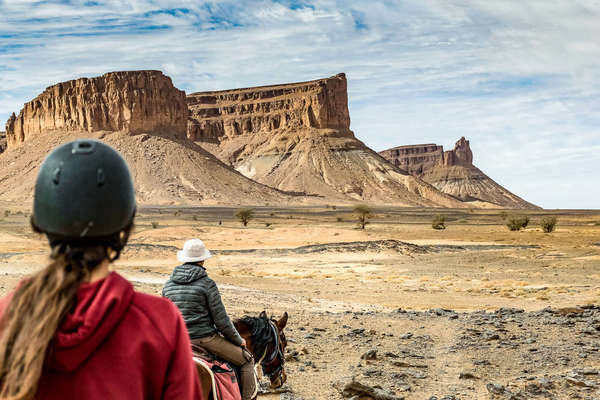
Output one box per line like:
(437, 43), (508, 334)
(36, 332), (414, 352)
(195, 311), (288, 399)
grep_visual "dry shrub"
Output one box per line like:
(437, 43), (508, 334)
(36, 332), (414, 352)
(234, 208), (254, 226)
(432, 214), (446, 230)
(541, 216), (557, 233)
(506, 215), (530, 231)
(151, 221), (159, 229)
(353, 205), (372, 229)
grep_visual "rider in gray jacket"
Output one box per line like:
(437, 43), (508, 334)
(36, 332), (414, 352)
(162, 239), (256, 400)
(162, 262), (243, 345)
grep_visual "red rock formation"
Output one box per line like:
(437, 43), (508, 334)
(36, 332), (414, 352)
(378, 144), (444, 175)
(186, 74), (466, 207)
(442, 136), (473, 166)
(381, 137), (474, 172)
(5, 70), (187, 149)
(187, 73), (352, 142)
(0, 131), (6, 153)
(379, 138), (539, 209)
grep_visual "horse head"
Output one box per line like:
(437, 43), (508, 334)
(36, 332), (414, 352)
(262, 311), (288, 388)
(235, 311), (288, 388)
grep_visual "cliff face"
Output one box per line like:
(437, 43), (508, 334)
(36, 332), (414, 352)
(187, 73), (351, 143)
(380, 137), (473, 173)
(0, 71), (301, 206)
(0, 131), (6, 153)
(186, 74), (466, 207)
(379, 144), (444, 175)
(5, 70), (187, 149)
(443, 136), (473, 167)
(379, 138), (539, 209)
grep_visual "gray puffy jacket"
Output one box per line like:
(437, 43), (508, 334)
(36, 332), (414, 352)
(162, 263), (243, 345)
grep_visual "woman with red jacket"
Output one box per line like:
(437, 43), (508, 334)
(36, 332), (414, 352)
(0, 140), (202, 400)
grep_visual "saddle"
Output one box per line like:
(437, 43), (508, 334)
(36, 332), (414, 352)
(192, 345), (242, 400)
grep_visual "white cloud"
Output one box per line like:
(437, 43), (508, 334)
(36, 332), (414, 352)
(0, 0), (598, 208)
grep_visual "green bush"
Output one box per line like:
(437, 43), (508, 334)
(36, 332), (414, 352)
(353, 205), (372, 229)
(541, 216), (557, 233)
(432, 214), (446, 230)
(235, 208), (254, 226)
(506, 216), (530, 231)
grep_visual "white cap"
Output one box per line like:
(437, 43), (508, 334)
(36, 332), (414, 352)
(177, 239), (212, 263)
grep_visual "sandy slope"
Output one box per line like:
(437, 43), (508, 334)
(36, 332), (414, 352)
(0, 130), (305, 206)
(201, 128), (468, 207)
(423, 165), (539, 209)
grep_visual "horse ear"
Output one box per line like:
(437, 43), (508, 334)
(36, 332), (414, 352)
(259, 311), (268, 320)
(277, 312), (288, 330)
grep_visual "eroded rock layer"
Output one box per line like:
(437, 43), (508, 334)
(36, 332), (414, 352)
(0, 132), (6, 154)
(187, 73), (350, 143)
(379, 138), (538, 209)
(0, 130), (299, 205)
(1, 71), (302, 205)
(5, 70), (187, 149)
(187, 74), (466, 207)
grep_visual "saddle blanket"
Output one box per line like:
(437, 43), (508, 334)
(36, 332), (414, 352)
(195, 357), (242, 400)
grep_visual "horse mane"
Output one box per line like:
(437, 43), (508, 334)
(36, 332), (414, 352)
(236, 315), (272, 360)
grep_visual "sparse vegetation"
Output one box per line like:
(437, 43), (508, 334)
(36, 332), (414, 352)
(432, 214), (446, 230)
(336, 217), (343, 222)
(235, 208), (254, 226)
(353, 205), (372, 229)
(499, 211), (508, 220)
(506, 215), (530, 231)
(265, 222), (272, 228)
(192, 215), (198, 221)
(541, 216), (558, 233)
(151, 221), (159, 229)
(4, 210), (9, 217)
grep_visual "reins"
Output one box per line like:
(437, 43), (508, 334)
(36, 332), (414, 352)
(259, 319), (285, 379)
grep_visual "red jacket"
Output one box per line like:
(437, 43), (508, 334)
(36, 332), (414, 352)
(0, 272), (203, 400)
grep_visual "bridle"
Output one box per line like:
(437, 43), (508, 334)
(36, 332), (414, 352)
(259, 319), (285, 382)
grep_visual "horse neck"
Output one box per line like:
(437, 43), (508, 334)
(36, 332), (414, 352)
(234, 320), (258, 358)
(234, 317), (275, 363)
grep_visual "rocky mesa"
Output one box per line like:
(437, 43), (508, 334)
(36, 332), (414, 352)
(1, 71), (299, 205)
(379, 138), (539, 209)
(187, 74), (466, 207)
(5, 70), (188, 149)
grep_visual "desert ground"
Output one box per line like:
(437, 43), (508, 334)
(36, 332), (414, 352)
(0, 206), (599, 399)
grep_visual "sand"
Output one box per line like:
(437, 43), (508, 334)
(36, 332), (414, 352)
(0, 206), (599, 399)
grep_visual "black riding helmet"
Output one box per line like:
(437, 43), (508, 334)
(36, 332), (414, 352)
(32, 139), (136, 251)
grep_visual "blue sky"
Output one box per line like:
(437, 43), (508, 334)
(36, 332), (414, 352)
(1, 0), (598, 209)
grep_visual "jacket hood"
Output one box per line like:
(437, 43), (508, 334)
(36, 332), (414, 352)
(48, 272), (134, 372)
(170, 263), (207, 284)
